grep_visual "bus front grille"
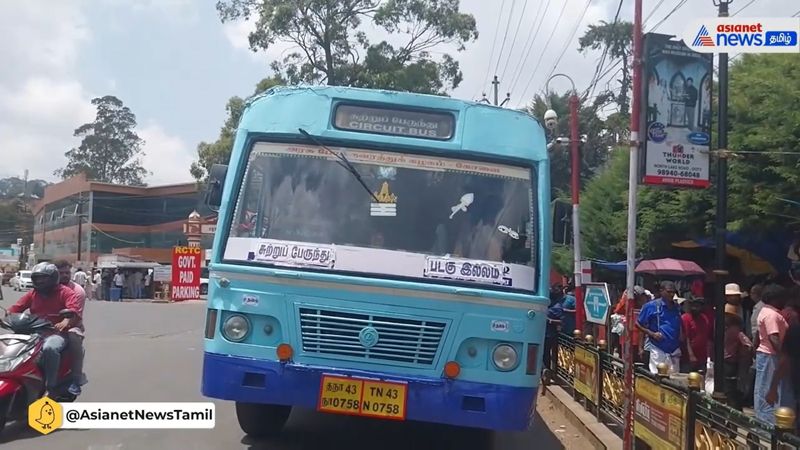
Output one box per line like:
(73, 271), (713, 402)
(298, 307), (446, 366)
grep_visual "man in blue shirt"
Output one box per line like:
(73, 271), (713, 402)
(562, 285), (577, 335)
(636, 281), (683, 374)
(543, 284), (566, 379)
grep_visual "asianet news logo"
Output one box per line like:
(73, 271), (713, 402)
(684, 18), (799, 53)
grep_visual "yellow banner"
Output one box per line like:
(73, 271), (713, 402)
(635, 376), (684, 417)
(573, 347), (598, 403)
(634, 375), (686, 450)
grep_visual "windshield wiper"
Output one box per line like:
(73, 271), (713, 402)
(298, 128), (380, 203)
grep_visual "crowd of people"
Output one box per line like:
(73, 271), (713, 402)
(544, 275), (800, 429)
(68, 267), (154, 301)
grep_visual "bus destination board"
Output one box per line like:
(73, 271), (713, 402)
(334, 104), (454, 140)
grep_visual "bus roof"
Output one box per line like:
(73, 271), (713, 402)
(237, 85), (548, 164)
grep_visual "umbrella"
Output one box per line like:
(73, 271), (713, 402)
(635, 258), (706, 276)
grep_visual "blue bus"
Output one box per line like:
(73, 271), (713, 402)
(201, 85), (551, 437)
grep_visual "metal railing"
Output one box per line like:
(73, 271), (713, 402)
(547, 332), (799, 449)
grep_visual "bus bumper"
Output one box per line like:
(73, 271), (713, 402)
(202, 352), (537, 431)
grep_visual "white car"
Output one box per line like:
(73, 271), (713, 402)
(11, 270), (33, 291)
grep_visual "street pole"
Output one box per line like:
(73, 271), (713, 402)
(712, 0), (731, 400)
(77, 192), (83, 264)
(623, 0), (643, 446)
(544, 73), (583, 333)
(569, 93), (584, 333)
(492, 75), (500, 106)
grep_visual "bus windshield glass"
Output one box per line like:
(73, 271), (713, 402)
(224, 142), (536, 291)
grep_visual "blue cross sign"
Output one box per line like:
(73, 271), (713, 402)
(583, 283), (611, 325)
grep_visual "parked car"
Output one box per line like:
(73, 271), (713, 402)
(11, 270), (33, 291)
(200, 267), (209, 295)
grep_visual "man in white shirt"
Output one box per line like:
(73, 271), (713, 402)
(113, 270), (125, 300)
(73, 267), (87, 287)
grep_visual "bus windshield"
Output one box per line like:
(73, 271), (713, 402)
(224, 142), (536, 291)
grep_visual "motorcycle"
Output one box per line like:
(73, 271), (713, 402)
(0, 307), (78, 434)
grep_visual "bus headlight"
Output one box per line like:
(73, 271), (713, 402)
(492, 344), (519, 371)
(222, 314), (250, 342)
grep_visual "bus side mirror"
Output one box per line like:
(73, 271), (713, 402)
(205, 164), (228, 208)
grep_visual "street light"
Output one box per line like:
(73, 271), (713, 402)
(543, 73), (584, 334)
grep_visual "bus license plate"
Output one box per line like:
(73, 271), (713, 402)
(318, 375), (407, 420)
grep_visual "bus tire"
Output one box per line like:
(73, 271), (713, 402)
(235, 402), (291, 437)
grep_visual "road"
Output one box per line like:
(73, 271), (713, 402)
(0, 286), (585, 449)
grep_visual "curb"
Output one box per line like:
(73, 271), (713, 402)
(543, 384), (623, 450)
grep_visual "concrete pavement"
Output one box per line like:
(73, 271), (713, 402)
(0, 286), (587, 449)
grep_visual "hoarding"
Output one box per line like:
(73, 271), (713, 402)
(642, 33), (713, 188)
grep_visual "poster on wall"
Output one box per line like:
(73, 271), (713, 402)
(642, 33), (712, 188)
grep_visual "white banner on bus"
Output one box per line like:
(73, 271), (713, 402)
(224, 237), (535, 292)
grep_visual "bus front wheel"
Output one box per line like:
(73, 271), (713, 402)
(235, 402), (291, 437)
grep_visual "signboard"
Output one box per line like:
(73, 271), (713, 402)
(201, 224), (217, 235)
(153, 265), (171, 282)
(573, 346), (598, 403)
(642, 33), (712, 188)
(171, 246), (202, 301)
(333, 104), (455, 140)
(634, 375), (686, 450)
(583, 282), (611, 325)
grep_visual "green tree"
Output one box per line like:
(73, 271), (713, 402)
(216, 0), (477, 93)
(55, 96), (149, 185)
(190, 76), (284, 180)
(727, 54), (800, 232)
(526, 92), (616, 199)
(580, 149), (713, 261)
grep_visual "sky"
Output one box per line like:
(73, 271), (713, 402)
(1, 0), (796, 185)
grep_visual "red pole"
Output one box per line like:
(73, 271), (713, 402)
(623, 0), (644, 447)
(569, 93), (584, 334)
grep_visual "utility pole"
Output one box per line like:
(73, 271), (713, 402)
(75, 193), (90, 264)
(712, 0), (732, 402)
(544, 73), (584, 333)
(479, 76), (511, 106)
(623, 0), (643, 447)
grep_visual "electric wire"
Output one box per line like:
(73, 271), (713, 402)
(543, 0), (595, 88)
(499, 0), (530, 83)
(508, 0), (553, 94)
(584, 0), (625, 99)
(732, 0), (758, 16)
(494, 0), (519, 76)
(516, 0), (571, 104)
(648, 0), (687, 32)
(476, 0), (508, 99)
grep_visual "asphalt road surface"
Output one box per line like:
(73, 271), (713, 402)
(0, 286), (585, 449)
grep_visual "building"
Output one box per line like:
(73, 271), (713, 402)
(31, 173), (215, 265)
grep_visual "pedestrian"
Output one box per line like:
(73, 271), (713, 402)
(562, 284), (577, 336)
(681, 295), (712, 374)
(543, 284), (566, 381)
(113, 269), (125, 300)
(612, 286), (650, 360)
(749, 283), (765, 340)
(753, 284), (789, 425)
(53, 259), (88, 395)
(723, 303), (753, 410)
(636, 281), (683, 375)
(767, 318), (800, 432)
(93, 269), (101, 300)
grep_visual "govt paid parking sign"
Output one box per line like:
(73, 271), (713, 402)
(583, 282), (611, 325)
(171, 246), (201, 301)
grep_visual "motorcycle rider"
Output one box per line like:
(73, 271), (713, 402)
(53, 259), (88, 395)
(8, 262), (83, 395)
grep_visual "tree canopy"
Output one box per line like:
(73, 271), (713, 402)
(216, 0), (477, 94)
(190, 76), (284, 180)
(727, 53), (800, 232)
(55, 95), (149, 186)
